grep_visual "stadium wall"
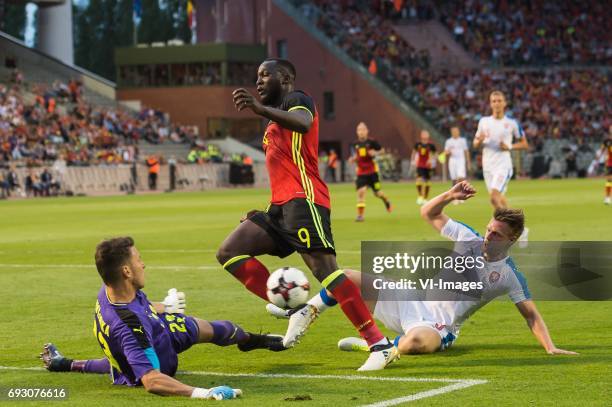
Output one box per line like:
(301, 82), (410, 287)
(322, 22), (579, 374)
(116, 86), (259, 139)
(14, 164), (270, 196)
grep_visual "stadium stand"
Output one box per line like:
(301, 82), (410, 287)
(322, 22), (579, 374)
(0, 36), (261, 197)
(291, 0), (610, 139)
(436, 0), (611, 66)
(309, 0), (611, 66)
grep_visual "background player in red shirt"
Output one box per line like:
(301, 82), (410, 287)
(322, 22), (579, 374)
(217, 59), (398, 371)
(597, 131), (612, 205)
(349, 122), (392, 221)
(412, 130), (437, 205)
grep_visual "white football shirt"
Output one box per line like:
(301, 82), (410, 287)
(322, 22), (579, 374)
(444, 137), (468, 161)
(374, 219), (531, 337)
(475, 115), (523, 170)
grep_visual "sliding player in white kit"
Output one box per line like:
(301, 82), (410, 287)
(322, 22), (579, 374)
(444, 126), (470, 204)
(268, 182), (577, 358)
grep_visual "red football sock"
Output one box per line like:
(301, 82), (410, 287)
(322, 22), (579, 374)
(325, 271), (384, 346)
(224, 256), (270, 301)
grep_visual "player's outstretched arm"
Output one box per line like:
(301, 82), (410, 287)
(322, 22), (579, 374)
(232, 88), (312, 133)
(141, 369), (241, 399)
(515, 300), (578, 355)
(420, 181), (476, 232)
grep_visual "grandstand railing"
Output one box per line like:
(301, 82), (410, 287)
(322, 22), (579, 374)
(274, 0), (445, 144)
(11, 163), (270, 196)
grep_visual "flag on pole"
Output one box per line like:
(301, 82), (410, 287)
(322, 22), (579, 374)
(133, 0), (142, 22)
(188, 0), (197, 44)
(393, 0), (404, 12)
(133, 0), (142, 45)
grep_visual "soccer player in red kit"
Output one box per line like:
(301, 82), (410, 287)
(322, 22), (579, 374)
(216, 59), (398, 371)
(412, 130), (437, 205)
(350, 122), (392, 222)
(598, 133), (612, 205)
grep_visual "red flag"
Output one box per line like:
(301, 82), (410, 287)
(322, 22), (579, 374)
(393, 0), (404, 12)
(187, 0), (197, 43)
(187, 0), (194, 28)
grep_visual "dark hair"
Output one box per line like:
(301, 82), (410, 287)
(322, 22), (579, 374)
(493, 208), (524, 240)
(263, 58), (297, 80)
(95, 237), (135, 285)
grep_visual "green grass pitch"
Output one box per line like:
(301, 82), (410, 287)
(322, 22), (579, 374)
(1, 178), (610, 406)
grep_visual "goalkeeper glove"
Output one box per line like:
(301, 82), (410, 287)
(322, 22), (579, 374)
(162, 288), (186, 314)
(191, 386), (242, 400)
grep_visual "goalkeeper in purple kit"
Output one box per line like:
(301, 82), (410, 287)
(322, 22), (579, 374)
(41, 237), (285, 400)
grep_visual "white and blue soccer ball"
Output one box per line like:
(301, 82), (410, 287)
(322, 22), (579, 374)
(266, 267), (310, 309)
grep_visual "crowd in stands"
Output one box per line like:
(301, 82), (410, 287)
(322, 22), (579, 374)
(303, 0), (611, 66)
(0, 70), (201, 169)
(411, 68), (610, 140)
(294, 0), (611, 145)
(437, 0), (611, 66)
(187, 142), (253, 166)
(0, 68), (230, 198)
(0, 165), (61, 198)
(302, 0), (430, 72)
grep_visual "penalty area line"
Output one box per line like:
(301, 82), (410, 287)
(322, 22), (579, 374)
(0, 366), (487, 405)
(179, 370), (488, 406)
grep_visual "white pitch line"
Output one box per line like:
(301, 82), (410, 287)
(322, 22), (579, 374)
(0, 366), (487, 405)
(362, 380), (487, 407)
(179, 369), (469, 383)
(180, 370), (487, 406)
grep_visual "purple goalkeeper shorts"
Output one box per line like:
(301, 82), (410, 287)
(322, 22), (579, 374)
(160, 313), (200, 354)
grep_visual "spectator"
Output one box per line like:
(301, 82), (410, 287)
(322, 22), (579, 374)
(39, 168), (51, 196)
(2, 164), (21, 197)
(326, 149), (338, 182)
(146, 155), (160, 190)
(25, 170), (42, 197)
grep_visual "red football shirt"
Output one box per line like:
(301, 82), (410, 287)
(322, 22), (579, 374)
(414, 142), (437, 169)
(605, 139), (612, 167)
(263, 91), (330, 209)
(352, 139), (381, 176)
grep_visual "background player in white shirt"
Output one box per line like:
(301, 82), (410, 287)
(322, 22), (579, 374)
(444, 126), (471, 203)
(270, 182), (577, 359)
(473, 91), (528, 210)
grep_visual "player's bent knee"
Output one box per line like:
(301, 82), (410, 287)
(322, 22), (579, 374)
(216, 245), (238, 266)
(215, 246), (230, 265)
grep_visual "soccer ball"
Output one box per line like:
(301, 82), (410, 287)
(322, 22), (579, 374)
(266, 267), (310, 309)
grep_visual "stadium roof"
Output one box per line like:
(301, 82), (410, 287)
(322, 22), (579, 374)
(115, 43), (267, 66)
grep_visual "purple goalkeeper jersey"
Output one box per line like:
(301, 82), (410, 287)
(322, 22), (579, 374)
(93, 286), (198, 386)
